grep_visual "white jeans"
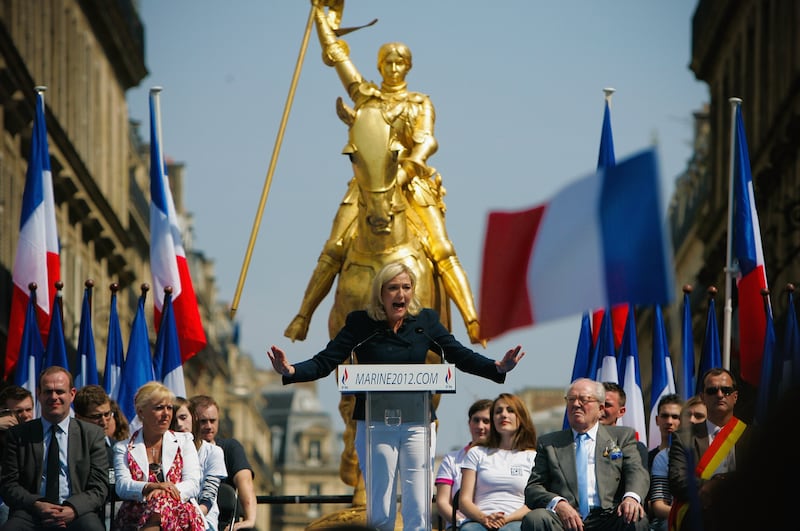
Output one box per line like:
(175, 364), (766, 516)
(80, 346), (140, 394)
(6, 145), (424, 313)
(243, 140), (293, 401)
(355, 420), (436, 531)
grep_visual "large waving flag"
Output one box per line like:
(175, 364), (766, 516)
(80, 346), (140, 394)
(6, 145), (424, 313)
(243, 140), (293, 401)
(479, 149), (674, 339)
(149, 89), (207, 362)
(14, 284), (45, 413)
(4, 89), (61, 379)
(729, 102), (768, 385)
(564, 312), (593, 429)
(696, 290), (722, 394)
(680, 286), (696, 400)
(43, 288), (69, 371)
(153, 288), (187, 399)
(116, 288), (155, 423)
(619, 305), (647, 442)
(74, 280), (99, 389)
(102, 283), (124, 401)
(649, 305), (675, 449)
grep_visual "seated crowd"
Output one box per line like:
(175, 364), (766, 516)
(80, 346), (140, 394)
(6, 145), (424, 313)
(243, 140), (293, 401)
(0, 368), (255, 531)
(0, 365), (774, 530)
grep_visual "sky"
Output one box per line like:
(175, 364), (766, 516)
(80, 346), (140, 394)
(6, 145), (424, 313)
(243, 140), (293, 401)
(126, 0), (708, 454)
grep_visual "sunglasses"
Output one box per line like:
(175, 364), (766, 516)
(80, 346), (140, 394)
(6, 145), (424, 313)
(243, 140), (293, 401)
(704, 386), (735, 396)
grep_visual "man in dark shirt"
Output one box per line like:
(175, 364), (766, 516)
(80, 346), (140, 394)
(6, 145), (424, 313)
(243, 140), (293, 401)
(190, 395), (256, 530)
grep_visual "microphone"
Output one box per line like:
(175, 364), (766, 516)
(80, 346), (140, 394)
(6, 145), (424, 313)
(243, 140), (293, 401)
(349, 329), (383, 364)
(415, 327), (445, 363)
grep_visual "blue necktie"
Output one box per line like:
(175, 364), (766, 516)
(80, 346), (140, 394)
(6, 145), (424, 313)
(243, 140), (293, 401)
(576, 432), (589, 519)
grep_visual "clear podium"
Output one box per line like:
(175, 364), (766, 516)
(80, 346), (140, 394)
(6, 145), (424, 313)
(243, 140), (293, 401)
(338, 363), (456, 530)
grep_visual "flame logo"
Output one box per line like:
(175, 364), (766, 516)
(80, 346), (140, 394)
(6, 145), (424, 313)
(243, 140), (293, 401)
(446, 366), (452, 384)
(341, 368), (349, 385)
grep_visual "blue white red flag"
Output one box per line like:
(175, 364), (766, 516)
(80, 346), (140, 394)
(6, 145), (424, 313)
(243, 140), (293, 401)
(680, 290), (695, 400)
(14, 285), (45, 414)
(74, 283), (99, 388)
(102, 287), (124, 401)
(731, 105), (768, 385)
(117, 292), (155, 423)
(782, 289), (800, 394)
(755, 292), (776, 425)
(564, 312), (593, 429)
(696, 295), (722, 394)
(591, 96), (629, 348)
(153, 289), (187, 399)
(619, 305), (647, 442)
(43, 291), (69, 371)
(149, 91), (207, 362)
(597, 308), (619, 384)
(479, 149), (674, 339)
(649, 305), (675, 449)
(4, 90), (60, 378)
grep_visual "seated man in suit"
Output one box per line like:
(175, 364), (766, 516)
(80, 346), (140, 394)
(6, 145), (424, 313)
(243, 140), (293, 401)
(0, 385), (36, 525)
(0, 366), (108, 530)
(522, 378), (649, 531)
(73, 385), (117, 527)
(668, 368), (755, 531)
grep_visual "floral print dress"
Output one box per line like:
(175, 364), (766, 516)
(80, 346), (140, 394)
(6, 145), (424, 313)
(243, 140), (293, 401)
(114, 430), (205, 531)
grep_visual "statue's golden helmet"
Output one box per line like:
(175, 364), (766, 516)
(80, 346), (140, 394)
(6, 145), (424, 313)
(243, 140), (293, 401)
(377, 42), (412, 72)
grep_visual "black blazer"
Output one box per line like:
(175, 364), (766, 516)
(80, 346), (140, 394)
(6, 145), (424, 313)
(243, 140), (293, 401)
(284, 308), (505, 419)
(668, 417), (755, 503)
(0, 418), (109, 517)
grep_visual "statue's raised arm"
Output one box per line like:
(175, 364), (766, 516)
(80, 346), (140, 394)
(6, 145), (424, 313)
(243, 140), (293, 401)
(286, 0), (482, 346)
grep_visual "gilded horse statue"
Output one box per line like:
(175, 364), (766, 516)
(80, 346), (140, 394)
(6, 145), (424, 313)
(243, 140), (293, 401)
(284, 1), (483, 527)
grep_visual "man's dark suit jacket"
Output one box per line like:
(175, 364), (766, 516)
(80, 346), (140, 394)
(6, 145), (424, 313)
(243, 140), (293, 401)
(668, 418), (755, 503)
(0, 418), (108, 518)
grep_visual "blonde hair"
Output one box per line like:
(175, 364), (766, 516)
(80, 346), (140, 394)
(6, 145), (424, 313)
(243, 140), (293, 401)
(366, 262), (422, 321)
(134, 381), (175, 414)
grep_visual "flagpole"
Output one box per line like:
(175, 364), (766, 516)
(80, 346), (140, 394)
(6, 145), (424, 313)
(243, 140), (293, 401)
(603, 87), (615, 104)
(722, 97), (742, 371)
(230, 4), (316, 319)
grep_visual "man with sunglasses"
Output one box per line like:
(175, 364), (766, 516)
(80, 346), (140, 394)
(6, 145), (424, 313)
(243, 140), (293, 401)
(668, 368), (755, 531)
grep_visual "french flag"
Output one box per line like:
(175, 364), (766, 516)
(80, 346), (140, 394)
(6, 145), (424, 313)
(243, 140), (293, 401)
(4, 89), (60, 379)
(731, 104), (768, 385)
(149, 89), (207, 362)
(153, 289), (187, 399)
(479, 148), (674, 339)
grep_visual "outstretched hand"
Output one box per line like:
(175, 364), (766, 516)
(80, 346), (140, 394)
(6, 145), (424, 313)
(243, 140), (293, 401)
(496, 345), (524, 374)
(267, 346), (295, 377)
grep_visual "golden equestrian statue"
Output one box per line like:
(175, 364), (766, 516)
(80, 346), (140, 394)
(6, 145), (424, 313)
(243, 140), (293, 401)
(284, 1), (483, 527)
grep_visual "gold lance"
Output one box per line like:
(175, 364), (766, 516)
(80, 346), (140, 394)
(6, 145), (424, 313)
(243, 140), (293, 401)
(230, 1), (376, 318)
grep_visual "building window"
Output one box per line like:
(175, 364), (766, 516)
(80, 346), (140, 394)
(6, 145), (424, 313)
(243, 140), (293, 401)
(308, 483), (321, 518)
(308, 439), (321, 464)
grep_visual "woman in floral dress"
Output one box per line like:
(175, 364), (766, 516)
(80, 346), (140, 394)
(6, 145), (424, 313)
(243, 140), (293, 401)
(113, 382), (204, 531)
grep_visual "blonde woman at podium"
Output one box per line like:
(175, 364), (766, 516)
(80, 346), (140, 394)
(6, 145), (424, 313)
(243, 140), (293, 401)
(268, 261), (525, 531)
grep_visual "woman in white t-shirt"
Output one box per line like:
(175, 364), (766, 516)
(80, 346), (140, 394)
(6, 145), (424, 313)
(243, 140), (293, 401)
(435, 398), (494, 528)
(459, 393), (537, 531)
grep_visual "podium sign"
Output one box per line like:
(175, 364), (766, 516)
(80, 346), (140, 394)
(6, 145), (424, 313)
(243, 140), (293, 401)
(337, 363), (456, 393)
(338, 364), (455, 530)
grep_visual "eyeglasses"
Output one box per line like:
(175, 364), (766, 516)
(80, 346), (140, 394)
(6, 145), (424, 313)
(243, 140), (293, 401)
(85, 410), (113, 421)
(564, 395), (599, 405)
(704, 386), (735, 396)
(659, 413), (680, 420)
